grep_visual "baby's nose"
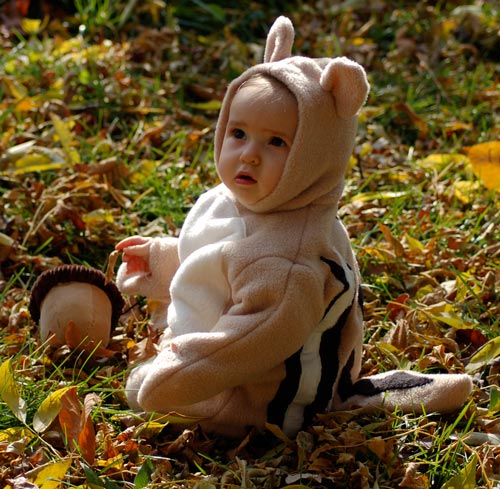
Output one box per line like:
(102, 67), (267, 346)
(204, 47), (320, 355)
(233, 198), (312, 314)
(240, 143), (260, 165)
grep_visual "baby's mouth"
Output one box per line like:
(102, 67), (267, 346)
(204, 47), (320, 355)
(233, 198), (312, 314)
(235, 172), (256, 184)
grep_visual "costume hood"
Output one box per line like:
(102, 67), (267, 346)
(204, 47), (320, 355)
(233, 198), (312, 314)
(214, 16), (370, 213)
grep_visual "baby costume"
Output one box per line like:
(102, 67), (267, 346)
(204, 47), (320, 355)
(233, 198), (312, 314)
(116, 17), (472, 437)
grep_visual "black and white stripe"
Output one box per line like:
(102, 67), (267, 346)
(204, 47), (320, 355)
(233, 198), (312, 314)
(268, 257), (357, 434)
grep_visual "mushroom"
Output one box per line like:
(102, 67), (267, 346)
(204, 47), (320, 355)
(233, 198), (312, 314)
(29, 264), (124, 347)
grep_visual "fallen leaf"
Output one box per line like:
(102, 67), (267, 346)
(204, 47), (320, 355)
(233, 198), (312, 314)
(33, 387), (73, 433)
(33, 459), (72, 489)
(4, 476), (38, 489)
(393, 102), (429, 140)
(454, 180), (481, 204)
(379, 223), (404, 257)
(50, 113), (80, 165)
(417, 153), (469, 171)
(0, 359), (27, 423)
(65, 321), (116, 358)
(399, 462), (429, 489)
(440, 454), (476, 489)
(465, 141), (500, 191)
(366, 437), (387, 459)
(58, 387), (96, 465)
(466, 336), (500, 373)
(351, 190), (410, 202)
(404, 233), (425, 252)
(0, 427), (34, 444)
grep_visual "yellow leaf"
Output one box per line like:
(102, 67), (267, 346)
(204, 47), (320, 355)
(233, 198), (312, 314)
(83, 209), (115, 226)
(13, 149), (67, 174)
(0, 426), (33, 443)
(20, 18), (42, 34)
(425, 301), (475, 329)
(34, 459), (72, 489)
(350, 36), (373, 46)
(418, 153), (469, 171)
(129, 159), (156, 184)
(4, 59), (17, 74)
(404, 233), (425, 252)
(33, 387), (73, 433)
(15, 97), (41, 112)
(347, 154), (357, 170)
(50, 113), (80, 164)
(466, 336), (500, 373)
(440, 454), (476, 489)
(186, 100), (222, 111)
(352, 190), (410, 202)
(465, 141), (500, 191)
(359, 142), (372, 157)
(1, 76), (27, 99)
(14, 153), (52, 172)
(53, 37), (84, 56)
(454, 180), (480, 204)
(363, 246), (396, 262)
(0, 359), (27, 423)
(430, 311), (474, 329)
(2, 142), (68, 175)
(97, 454), (123, 470)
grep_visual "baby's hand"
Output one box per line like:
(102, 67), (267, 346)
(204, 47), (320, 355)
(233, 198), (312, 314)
(115, 236), (152, 275)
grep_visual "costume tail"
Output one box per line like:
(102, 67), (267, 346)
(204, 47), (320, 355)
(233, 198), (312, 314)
(335, 370), (473, 414)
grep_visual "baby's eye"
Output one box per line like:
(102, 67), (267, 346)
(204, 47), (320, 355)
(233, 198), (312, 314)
(270, 136), (287, 147)
(232, 128), (245, 139)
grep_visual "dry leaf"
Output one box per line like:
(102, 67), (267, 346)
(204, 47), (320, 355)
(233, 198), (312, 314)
(58, 387), (96, 465)
(33, 459), (72, 489)
(465, 141), (500, 191)
(399, 462), (429, 488)
(379, 223), (405, 257)
(0, 359), (27, 423)
(33, 387), (72, 433)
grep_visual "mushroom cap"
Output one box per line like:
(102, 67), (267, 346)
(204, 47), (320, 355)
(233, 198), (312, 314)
(29, 264), (125, 328)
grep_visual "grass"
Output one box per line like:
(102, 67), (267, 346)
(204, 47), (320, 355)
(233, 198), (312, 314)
(0, 1), (499, 487)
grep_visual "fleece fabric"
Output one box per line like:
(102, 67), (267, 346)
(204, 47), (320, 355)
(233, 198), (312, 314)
(116, 16), (472, 437)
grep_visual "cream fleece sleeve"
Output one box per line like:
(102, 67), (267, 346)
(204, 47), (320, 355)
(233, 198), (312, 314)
(129, 257), (330, 415)
(116, 236), (180, 302)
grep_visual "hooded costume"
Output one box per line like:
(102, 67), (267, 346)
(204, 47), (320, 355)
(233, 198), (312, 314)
(116, 17), (472, 437)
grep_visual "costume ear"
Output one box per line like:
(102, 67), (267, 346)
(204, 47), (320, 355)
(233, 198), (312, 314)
(320, 57), (370, 118)
(264, 16), (294, 62)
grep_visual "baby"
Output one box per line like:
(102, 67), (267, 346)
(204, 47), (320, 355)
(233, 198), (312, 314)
(115, 16), (472, 437)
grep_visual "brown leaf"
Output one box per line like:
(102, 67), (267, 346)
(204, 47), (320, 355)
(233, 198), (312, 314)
(384, 318), (409, 350)
(393, 102), (429, 140)
(78, 414), (96, 465)
(127, 334), (159, 366)
(59, 386), (96, 465)
(399, 462), (429, 489)
(65, 321), (116, 358)
(378, 223), (405, 257)
(386, 293), (410, 321)
(5, 475), (38, 489)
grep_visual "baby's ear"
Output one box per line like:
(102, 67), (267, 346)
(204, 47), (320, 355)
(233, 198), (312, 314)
(264, 16), (294, 62)
(320, 57), (370, 118)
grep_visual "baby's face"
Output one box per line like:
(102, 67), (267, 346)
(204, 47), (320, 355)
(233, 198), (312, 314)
(218, 83), (298, 206)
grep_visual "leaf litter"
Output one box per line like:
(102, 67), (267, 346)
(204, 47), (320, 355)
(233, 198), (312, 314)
(0, 1), (499, 488)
